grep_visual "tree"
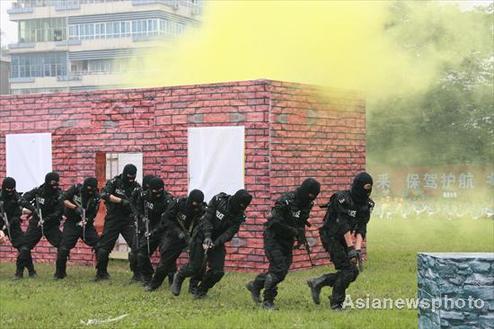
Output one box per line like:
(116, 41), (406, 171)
(367, 2), (493, 167)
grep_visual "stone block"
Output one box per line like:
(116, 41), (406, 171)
(418, 253), (494, 329)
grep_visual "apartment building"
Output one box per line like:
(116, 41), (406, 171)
(7, 0), (201, 94)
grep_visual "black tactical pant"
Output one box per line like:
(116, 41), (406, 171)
(55, 219), (99, 277)
(18, 219), (62, 274)
(2, 218), (26, 275)
(2, 218), (24, 249)
(317, 233), (359, 306)
(252, 231), (293, 302)
(148, 234), (190, 290)
(136, 229), (162, 282)
(95, 213), (137, 277)
(176, 236), (225, 294)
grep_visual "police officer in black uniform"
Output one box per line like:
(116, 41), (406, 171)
(145, 189), (205, 292)
(246, 178), (320, 310)
(95, 164), (141, 281)
(307, 172), (374, 310)
(135, 177), (173, 285)
(171, 189), (252, 298)
(141, 175), (156, 192)
(18, 172), (64, 277)
(54, 177), (100, 279)
(0, 177), (27, 279)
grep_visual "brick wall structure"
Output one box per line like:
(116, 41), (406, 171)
(0, 79), (366, 272)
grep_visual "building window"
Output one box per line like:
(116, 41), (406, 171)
(68, 18), (186, 41)
(18, 18), (67, 43)
(70, 59), (127, 75)
(10, 52), (67, 79)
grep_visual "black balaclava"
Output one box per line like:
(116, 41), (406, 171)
(82, 177), (98, 197)
(122, 164), (137, 186)
(229, 189), (253, 214)
(44, 172), (60, 194)
(149, 177), (164, 200)
(1, 177), (16, 198)
(186, 189), (204, 215)
(295, 178), (321, 206)
(142, 175), (156, 192)
(350, 172), (373, 204)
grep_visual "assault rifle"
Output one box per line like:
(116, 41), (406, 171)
(0, 201), (11, 240)
(143, 203), (150, 255)
(34, 195), (44, 237)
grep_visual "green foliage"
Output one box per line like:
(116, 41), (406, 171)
(368, 2), (493, 167)
(1, 218), (492, 329)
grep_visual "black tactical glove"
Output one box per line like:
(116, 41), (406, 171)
(202, 237), (214, 250)
(120, 199), (131, 208)
(356, 249), (364, 272)
(75, 207), (84, 217)
(296, 227), (307, 244)
(347, 246), (358, 265)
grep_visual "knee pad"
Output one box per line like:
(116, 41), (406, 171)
(264, 273), (278, 289)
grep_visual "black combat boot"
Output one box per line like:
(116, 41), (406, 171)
(262, 300), (276, 310)
(141, 275), (152, 286)
(13, 272), (23, 280)
(54, 253), (67, 280)
(94, 272), (110, 281)
(189, 277), (199, 295)
(95, 249), (110, 281)
(167, 272), (175, 286)
(329, 296), (343, 311)
(192, 288), (208, 299)
(13, 257), (24, 280)
(25, 252), (37, 277)
(307, 274), (335, 305)
(170, 272), (185, 296)
(246, 281), (262, 304)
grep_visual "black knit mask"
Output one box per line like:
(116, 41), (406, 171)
(295, 178), (320, 205)
(229, 189), (252, 214)
(350, 172), (373, 204)
(44, 172), (60, 195)
(122, 164), (137, 186)
(186, 189), (204, 215)
(142, 175), (156, 192)
(83, 177), (98, 197)
(149, 177), (164, 200)
(1, 177), (16, 198)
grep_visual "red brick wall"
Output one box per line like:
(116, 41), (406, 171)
(268, 82), (367, 269)
(0, 79), (365, 272)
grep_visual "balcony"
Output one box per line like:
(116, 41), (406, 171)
(8, 41), (69, 53)
(10, 72), (128, 90)
(8, 42), (35, 49)
(7, 7), (33, 14)
(9, 1), (201, 21)
(57, 74), (82, 81)
(9, 77), (35, 83)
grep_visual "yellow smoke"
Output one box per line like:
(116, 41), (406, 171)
(125, 1), (489, 99)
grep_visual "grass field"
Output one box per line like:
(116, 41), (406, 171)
(1, 217), (493, 329)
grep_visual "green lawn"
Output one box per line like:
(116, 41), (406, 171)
(1, 218), (493, 329)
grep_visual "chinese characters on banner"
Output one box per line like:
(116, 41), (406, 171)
(374, 167), (493, 198)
